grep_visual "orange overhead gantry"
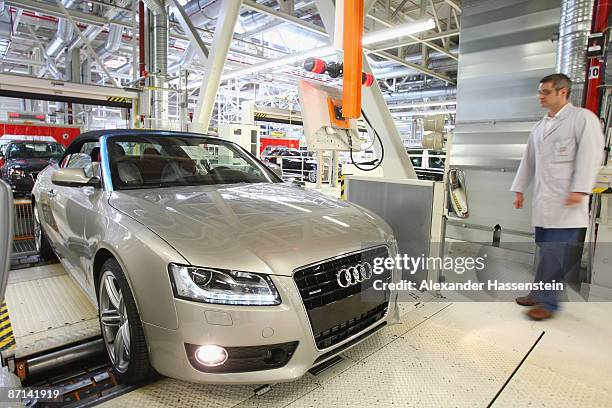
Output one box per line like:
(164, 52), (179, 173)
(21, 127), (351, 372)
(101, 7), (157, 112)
(303, 0), (374, 124)
(342, 1), (365, 120)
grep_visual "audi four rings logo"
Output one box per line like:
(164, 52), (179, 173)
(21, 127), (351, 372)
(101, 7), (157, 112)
(336, 262), (374, 288)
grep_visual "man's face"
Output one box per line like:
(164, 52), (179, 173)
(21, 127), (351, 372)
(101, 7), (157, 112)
(538, 82), (567, 108)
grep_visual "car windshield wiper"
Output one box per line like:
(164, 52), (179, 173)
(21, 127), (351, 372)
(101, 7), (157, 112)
(118, 181), (212, 190)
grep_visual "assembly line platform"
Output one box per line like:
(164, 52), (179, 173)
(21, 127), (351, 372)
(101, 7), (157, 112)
(1, 263), (610, 407)
(3, 263), (100, 359)
(98, 299), (612, 408)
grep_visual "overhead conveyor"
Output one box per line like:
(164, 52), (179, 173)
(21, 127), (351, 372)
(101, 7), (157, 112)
(0, 73), (139, 109)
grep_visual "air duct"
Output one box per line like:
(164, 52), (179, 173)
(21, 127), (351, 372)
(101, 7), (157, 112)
(66, 0), (130, 52)
(384, 87), (457, 102)
(184, 0), (274, 32)
(95, 24), (123, 59)
(153, 9), (169, 122)
(45, 0), (76, 59)
(143, 0), (165, 15)
(374, 62), (458, 81)
(556, 0), (595, 106)
(168, 44), (196, 73)
(184, 0), (223, 27)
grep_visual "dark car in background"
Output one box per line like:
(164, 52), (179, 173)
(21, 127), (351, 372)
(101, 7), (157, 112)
(262, 147), (328, 182)
(0, 140), (65, 195)
(406, 148), (446, 181)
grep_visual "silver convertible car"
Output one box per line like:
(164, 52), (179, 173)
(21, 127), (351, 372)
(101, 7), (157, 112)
(32, 129), (398, 384)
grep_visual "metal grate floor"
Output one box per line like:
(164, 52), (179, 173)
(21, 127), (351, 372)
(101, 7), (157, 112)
(4, 264), (608, 407)
(100, 298), (612, 408)
(12, 239), (37, 257)
(3, 263), (100, 358)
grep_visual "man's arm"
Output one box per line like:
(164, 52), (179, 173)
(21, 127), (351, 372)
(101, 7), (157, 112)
(570, 110), (605, 196)
(511, 131), (536, 208)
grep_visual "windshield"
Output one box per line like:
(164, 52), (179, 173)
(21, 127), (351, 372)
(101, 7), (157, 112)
(429, 156), (446, 169)
(7, 142), (65, 160)
(108, 135), (280, 190)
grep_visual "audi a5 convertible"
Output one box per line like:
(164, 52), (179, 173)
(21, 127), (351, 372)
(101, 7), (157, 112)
(32, 129), (398, 384)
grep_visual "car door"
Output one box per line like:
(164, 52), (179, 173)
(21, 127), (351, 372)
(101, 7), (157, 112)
(0, 180), (12, 301)
(48, 151), (102, 288)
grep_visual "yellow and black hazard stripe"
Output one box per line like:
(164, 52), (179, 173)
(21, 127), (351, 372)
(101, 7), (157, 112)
(254, 112), (269, 118)
(451, 191), (464, 213)
(106, 96), (130, 103)
(340, 175), (346, 200)
(0, 300), (15, 351)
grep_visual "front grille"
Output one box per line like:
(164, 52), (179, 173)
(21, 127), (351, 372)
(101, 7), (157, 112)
(294, 246), (389, 309)
(314, 302), (388, 349)
(294, 246), (392, 349)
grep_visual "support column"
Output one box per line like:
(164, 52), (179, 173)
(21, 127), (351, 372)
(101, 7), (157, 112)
(192, 0), (243, 133)
(67, 48), (81, 124)
(68, 48), (81, 82)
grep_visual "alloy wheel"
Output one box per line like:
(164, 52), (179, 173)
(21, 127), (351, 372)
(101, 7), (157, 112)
(99, 271), (130, 373)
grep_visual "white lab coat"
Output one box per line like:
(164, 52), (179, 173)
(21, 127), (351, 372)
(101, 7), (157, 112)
(511, 103), (605, 228)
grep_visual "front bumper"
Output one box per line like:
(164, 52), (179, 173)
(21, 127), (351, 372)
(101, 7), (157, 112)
(142, 272), (393, 384)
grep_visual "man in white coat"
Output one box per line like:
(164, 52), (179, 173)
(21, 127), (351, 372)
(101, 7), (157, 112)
(511, 73), (605, 320)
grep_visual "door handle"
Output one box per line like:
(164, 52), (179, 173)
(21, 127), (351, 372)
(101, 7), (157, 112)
(47, 189), (57, 198)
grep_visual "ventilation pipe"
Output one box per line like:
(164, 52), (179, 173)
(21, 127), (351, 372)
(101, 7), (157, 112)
(95, 24), (123, 60)
(184, 0), (223, 27)
(153, 7), (169, 123)
(45, 0), (76, 59)
(556, 0), (595, 106)
(66, 0), (130, 52)
(143, 0), (166, 15)
(168, 44), (196, 73)
(384, 87), (457, 102)
(374, 62), (459, 81)
(184, 0), (274, 32)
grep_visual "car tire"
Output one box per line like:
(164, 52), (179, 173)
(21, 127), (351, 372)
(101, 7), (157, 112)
(307, 170), (317, 183)
(33, 203), (56, 261)
(98, 258), (154, 384)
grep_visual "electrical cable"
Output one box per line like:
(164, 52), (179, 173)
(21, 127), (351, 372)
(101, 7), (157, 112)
(347, 110), (385, 171)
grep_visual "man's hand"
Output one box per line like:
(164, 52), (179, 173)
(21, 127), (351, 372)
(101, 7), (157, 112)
(565, 192), (588, 206)
(513, 192), (524, 209)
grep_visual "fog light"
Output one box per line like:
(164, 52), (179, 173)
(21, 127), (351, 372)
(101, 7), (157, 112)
(194, 345), (228, 367)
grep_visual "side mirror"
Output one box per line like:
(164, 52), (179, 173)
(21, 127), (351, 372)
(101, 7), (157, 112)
(63, 153), (92, 169)
(448, 168), (469, 218)
(52, 168), (101, 188)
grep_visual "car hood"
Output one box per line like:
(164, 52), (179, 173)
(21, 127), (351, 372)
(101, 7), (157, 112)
(6, 158), (54, 171)
(109, 183), (393, 276)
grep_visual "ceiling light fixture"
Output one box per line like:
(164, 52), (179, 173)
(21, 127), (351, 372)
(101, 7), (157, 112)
(362, 18), (436, 46)
(391, 109), (456, 117)
(222, 18), (434, 80)
(388, 100), (457, 110)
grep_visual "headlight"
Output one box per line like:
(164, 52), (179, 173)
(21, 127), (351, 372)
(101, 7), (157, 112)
(169, 264), (281, 306)
(9, 168), (26, 179)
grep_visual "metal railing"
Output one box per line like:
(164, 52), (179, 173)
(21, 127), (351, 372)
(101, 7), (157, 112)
(263, 154), (334, 183)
